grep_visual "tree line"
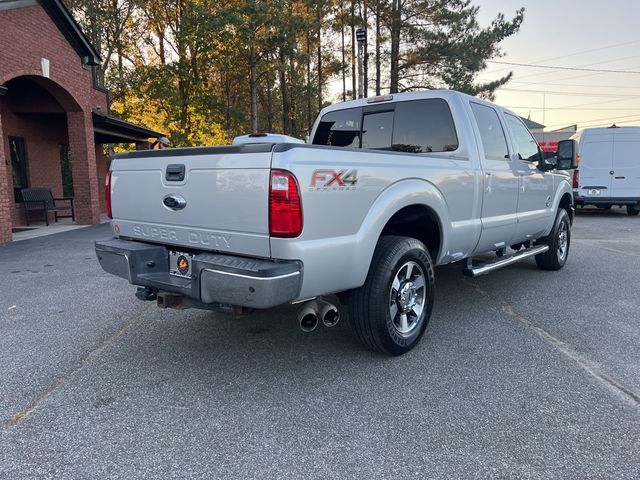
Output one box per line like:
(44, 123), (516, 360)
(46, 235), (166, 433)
(65, 0), (524, 146)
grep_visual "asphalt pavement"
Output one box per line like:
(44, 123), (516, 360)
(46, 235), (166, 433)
(1, 207), (639, 479)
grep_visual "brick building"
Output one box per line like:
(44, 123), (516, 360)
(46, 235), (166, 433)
(0, 0), (160, 244)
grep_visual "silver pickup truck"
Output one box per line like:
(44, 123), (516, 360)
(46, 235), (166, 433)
(96, 90), (576, 355)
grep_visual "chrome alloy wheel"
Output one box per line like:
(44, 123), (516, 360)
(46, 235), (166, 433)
(388, 261), (426, 336)
(557, 220), (568, 262)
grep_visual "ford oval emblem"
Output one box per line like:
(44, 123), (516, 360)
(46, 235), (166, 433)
(163, 194), (187, 211)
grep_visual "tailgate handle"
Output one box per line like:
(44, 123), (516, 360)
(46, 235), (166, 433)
(166, 164), (185, 182)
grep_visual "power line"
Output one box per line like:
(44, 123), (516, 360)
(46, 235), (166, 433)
(498, 87), (640, 98)
(486, 54), (640, 82)
(575, 118), (640, 128)
(544, 113), (640, 129)
(486, 60), (640, 74)
(504, 91), (640, 114)
(509, 81), (640, 90)
(480, 39), (640, 76)
(506, 62), (640, 90)
(505, 105), (640, 111)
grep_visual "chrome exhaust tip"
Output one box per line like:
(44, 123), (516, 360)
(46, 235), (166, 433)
(297, 305), (319, 332)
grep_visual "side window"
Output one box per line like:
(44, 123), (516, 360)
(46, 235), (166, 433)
(361, 111), (394, 150)
(392, 99), (458, 153)
(505, 113), (540, 162)
(312, 107), (362, 147)
(470, 103), (509, 161)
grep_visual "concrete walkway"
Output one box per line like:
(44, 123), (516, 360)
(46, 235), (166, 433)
(11, 215), (109, 242)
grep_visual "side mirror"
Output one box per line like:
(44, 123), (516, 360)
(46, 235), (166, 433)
(537, 149), (556, 171)
(556, 139), (578, 170)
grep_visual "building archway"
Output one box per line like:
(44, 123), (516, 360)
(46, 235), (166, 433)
(1, 74), (101, 230)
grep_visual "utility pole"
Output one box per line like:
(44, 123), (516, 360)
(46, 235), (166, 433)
(542, 92), (546, 144)
(362, 0), (368, 98)
(356, 28), (366, 99)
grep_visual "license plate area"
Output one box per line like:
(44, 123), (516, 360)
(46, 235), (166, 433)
(169, 251), (193, 278)
(587, 188), (601, 195)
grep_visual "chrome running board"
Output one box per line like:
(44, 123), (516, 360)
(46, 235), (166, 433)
(462, 245), (549, 278)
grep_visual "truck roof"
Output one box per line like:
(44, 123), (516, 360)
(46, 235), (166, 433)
(319, 89), (480, 117)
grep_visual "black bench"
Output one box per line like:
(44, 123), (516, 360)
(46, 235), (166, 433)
(20, 188), (75, 226)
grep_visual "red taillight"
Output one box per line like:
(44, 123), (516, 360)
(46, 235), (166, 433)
(572, 169), (579, 189)
(269, 169), (302, 237)
(105, 171), (112, 219)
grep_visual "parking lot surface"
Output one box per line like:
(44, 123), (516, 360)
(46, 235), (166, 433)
(1, 207), (639, 479)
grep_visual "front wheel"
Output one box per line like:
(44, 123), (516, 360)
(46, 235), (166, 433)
(535, 208), (571, 271)
(627, 204), (640, 216)
(347, 236), (435, 356)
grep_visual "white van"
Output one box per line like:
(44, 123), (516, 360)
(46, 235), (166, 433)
(572, 126), (640, 215)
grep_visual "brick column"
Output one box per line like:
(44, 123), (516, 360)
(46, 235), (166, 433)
(67, 111), (101, 224)
(0, 108), (13, 244)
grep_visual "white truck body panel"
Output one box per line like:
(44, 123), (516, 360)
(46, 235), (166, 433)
(573, 126), (640, 202)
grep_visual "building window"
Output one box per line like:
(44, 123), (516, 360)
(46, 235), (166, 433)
(9, 137), (28, 202)
(59, 144), (74, 197)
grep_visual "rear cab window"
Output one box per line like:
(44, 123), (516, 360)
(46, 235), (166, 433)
(362, 111), (394, 149)
(312, 98), (459, 154)
(313, 108), (362, 148)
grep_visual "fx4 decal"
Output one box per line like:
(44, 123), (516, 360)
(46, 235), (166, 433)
(309, 169), (358, 191)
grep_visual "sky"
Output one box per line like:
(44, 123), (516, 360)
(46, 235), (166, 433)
(475, 0), (640, 130)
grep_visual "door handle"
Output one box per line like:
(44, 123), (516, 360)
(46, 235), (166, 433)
(485, 173), (492, 193)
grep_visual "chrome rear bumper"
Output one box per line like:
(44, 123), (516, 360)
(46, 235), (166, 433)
(95, 238), (302, 309)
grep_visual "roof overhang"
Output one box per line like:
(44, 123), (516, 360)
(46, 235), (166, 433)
(38, 0), (101, 66)
(520, 116), (546, 130)
(92, 111), (162, 144)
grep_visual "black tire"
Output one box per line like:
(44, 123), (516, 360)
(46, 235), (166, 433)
(535, 209), (571, 271)
(347, 236), (435, 356)
(627, 204), (640, 216)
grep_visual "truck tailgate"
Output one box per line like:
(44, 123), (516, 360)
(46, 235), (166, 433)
(109, 145), (273, 258)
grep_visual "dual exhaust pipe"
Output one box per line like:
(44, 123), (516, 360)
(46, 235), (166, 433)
(297, 299), (340, 332)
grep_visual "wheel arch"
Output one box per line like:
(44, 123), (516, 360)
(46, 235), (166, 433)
(559, 191), (574, 224)
(354, 179), (450, 288)
(542, 181), (574, 236)
(379, 204), (443, 262)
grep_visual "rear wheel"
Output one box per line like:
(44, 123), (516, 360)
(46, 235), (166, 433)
(347, 236), (434, 356)
(535, 209), (571, 271)
(627, 204), (640, 216)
